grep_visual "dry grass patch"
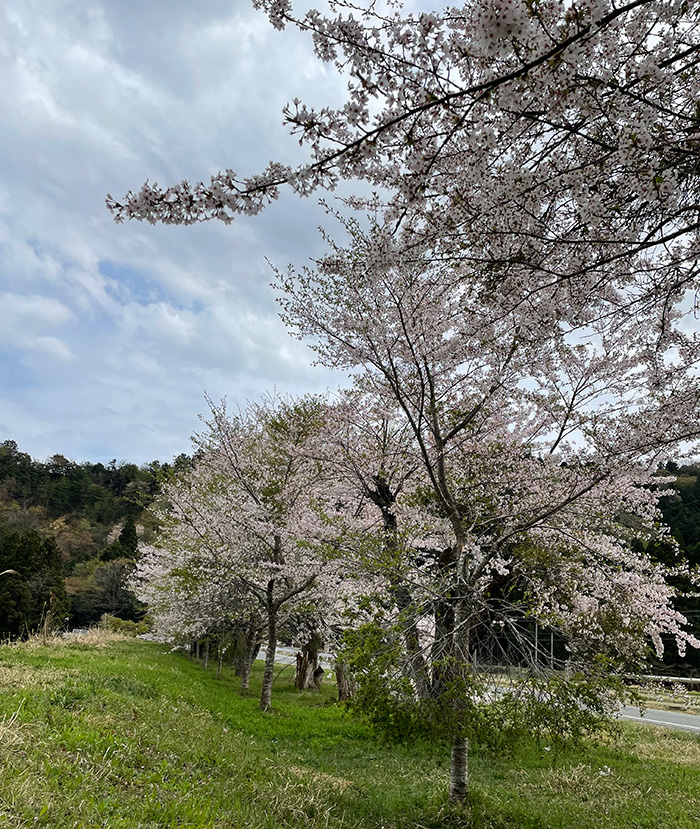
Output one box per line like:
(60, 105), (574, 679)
(0, 663), (57, 691)
(632, 684), (700, 715)
(509, 760), (628, 807)
(47, 628), (131, 647)
(253, 773), (341, 826)
(0, 703), (29, 750)
(626, 729), (700, 766)
(534, 763), (622, 797)
(1, 628), (131, 654)
(288, 765), (356, 793)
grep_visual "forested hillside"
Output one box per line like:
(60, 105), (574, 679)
(0, 439), (190, 634)
(659, 463), (700, 556)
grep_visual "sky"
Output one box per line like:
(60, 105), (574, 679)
(0, 0), (358, 466)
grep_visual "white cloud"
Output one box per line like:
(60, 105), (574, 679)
(0, 0), (351, 463)
(0, 291), (73, 331)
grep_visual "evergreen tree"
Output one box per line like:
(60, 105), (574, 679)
(117, 516), (139, 559)
(0, 531), (70, 637)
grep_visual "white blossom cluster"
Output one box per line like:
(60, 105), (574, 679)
(109, 0), (699, 325)
(275, 218), (700, 673)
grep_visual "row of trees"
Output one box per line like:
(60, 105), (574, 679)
(134, 377), (700, 797)
(133, 396), (364, 710)
(1, 441), (149, 525)
(0, 440), (191, 529)
(113, 0), (700, 803)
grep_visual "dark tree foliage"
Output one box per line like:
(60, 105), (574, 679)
(68, 559), (145, 628)
(652, 466), (700, 675)
(660, 472), (700, 555)
(100, 516), (140, 562)
(0, 440), (158, 525)
(0, 530), (70, 637)
(0, 439), (189, 557)
(0, 439), (191, 632)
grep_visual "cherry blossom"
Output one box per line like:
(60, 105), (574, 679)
(109, 0), (700, 339)
(135, 394), (362, 709)
(108, 0), (700, 800)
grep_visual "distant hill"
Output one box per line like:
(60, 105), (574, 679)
(0, 439), (192, 633)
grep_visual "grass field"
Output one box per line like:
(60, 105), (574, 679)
(0, 634), (699, 828)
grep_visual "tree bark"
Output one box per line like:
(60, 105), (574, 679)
(372, 486), (432, 700)
(448, 593), (471, 801)
(431, 595), (456, 697)
(232, 626), (246, 676)
(203, 639), (209, 669)
(335, 659), (356, 701)
(393, 582), (431, 698)
(449, 737), (468, 802)
(260, 585), (277, 711)
(240, 659), (252, 692)
(294, 633), (321, 690)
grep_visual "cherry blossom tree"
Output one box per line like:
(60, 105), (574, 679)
(135, 394), (359, 710)
(276, 223), (700, 800)
(132, 474), (265, 687)
(107, 0), (700, 802)
(306, 392), (439, 695)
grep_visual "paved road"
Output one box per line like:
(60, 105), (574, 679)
(619, 705), (700, 734)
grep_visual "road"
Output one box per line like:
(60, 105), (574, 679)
(618, 705), (700, 734)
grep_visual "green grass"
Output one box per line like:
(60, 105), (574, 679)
(0, 635), (699, 828)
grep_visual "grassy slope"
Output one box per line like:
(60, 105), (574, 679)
(0, 637), (699, 829)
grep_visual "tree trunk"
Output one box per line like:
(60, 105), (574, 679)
(448, 593), (471, 801)
(232, 625), (247, 676)
(203, 639), (209, 669)
(449, 737), (468, 802)
(240, 660), (252, 691)
(260, 587), (277, 711)
(393, 582), (431, 698)
(374, 492), (431, 698)
(431, 596), (456, 696)
(217, 643), (222, 677)
(335, 660), (356, 701)
(240, 617), (261, 692)
(294, 633), (321, 690)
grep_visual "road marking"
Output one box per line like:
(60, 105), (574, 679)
(620, 714), (700, 733)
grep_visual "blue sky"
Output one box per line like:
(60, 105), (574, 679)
(0, 0), (353, 464)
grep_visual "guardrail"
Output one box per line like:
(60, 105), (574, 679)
(626, 674), (700, 690)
